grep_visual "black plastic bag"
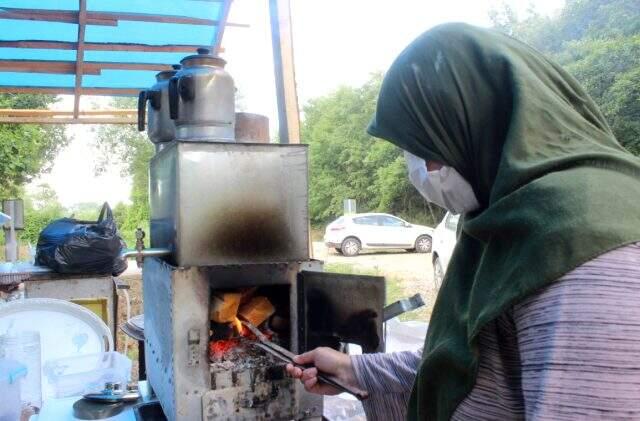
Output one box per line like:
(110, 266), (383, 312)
(35, 203), (128, 275)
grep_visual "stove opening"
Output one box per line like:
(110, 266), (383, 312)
(208, 285), (290, 362)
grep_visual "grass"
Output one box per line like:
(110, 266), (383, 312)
(310, 227), (324, 242)
(324, 262), (428, 322)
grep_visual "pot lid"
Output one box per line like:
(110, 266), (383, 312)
(180, 48), (226, 68)
(155, 64), (181, 81)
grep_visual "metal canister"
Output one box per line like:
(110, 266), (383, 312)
(138, 65), (180, 148)
(168, 48), (235, 141)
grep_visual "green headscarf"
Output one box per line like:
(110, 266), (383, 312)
(368, 23), (640, 420)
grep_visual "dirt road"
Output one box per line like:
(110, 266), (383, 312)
(312, 242), (438, 321)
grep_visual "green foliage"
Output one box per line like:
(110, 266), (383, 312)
(15, 189), (131, 250)
(491, 0), (640, 155)
(307, 0), (639, 229)
(304, 73), (444, 227)
(68, 202), (102, 220)
(0, 94), (68, 197)
(94, 98), (153, 243)
(20, 183), (66, 245)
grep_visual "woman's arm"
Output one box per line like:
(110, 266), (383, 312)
(287, 347), (423, 421)
(351, 349), (423, 394)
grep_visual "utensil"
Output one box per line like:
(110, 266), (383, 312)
(241, 320), (369, 401)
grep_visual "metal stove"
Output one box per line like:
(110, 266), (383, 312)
(139, 51), (386, 421)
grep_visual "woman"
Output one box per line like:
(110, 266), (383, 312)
(287, 23), (640, 420)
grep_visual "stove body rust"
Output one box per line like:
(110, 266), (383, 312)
(149, 141), (310, 267)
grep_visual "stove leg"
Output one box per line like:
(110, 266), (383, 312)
(138, 339), (146, 381)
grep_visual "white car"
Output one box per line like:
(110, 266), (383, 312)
(324, 213), (434, 257)
(431, 212), (460, 289)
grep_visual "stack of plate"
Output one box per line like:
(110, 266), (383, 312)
(121, 314), (144, 341)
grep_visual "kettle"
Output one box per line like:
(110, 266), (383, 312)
(138, 65), (180, 149)
(168, 48), (235, 141)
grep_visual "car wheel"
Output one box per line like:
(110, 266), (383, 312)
(415, 235), (432, 253)
(335, 248), (343, 255)
(341, 237), (361, 257)
(433, 256), (444, 289)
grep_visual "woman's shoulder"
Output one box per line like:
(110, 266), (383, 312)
(512, 241), (640, 319)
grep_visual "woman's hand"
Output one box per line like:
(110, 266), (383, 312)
(286, 347), (360, 395)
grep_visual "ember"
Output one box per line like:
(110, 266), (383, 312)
(209, 338), (241, 360)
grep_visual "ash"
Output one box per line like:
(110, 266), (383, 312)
(210, 337), (278, 372)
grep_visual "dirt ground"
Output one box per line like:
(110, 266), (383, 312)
(313, 242), (438, 322)
(116, 243), (437, 380)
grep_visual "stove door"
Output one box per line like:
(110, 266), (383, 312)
(297, 271), (385, 353)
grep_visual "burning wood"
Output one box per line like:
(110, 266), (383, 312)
(210, 292), (242, 323)
(209, 292), (279, 362)
(238, 296), (275, 327)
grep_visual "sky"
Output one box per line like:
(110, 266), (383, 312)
(30, 0), (565, 207)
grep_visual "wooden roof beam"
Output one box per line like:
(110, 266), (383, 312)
(0, 40), (202, 53)
(0, 8), (249, 27)
(0, 86), (140, 95)
(0, 59), (100, 75)
(0, 9), (116, 26)
(0, 116), (136, 124)
(0, 59), (172, 74)
(0, 109), (136, 116)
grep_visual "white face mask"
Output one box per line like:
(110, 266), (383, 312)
(404, 151), (480, 214)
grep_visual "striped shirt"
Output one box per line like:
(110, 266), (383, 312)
(351, 242), (640, 420)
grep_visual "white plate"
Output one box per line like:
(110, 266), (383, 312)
(0, 298), (112, 360)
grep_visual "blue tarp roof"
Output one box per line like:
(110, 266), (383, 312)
(0, 0), (232, 95)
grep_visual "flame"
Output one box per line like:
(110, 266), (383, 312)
(233, 317), (244, 336)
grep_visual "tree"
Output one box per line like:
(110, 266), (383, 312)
(20, 183), (66, 245)
(303, 73), (444, 226)
(0, 94), (68, 198)
(94, 97), (154, 242)
(490, 0), (640, 155)
(68, 202), (103, 220)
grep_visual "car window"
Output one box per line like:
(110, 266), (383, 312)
(379, 216), (405, 227)
(445, 214), (460, 230)
(353, 216), (378, 225)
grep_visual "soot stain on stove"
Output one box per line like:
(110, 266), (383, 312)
(206, 208), (291, 258)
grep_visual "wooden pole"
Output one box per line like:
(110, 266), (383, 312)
(269, 0), (301, 144)
(73, 0), (87, 119)
(213, 0), (233, 54)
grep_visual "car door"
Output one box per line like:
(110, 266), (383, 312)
(440, 213), (460, 269)
(377, 215), (414, 247)
(351, 215), (383, 247)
